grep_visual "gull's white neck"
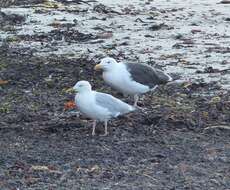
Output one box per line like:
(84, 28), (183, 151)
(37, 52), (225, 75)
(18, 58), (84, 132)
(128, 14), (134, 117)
(77, 89), (93, 95)
(75, 89), (95, 106)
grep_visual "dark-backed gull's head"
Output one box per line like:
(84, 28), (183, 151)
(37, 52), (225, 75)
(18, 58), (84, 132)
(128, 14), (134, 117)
(94, 57), (118, 71)
(73, 80), (92, 93)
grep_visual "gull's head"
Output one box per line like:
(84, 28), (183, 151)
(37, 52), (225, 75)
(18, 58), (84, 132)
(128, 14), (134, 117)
(73, 80), (92, 93)
(94, 57), (118, 71)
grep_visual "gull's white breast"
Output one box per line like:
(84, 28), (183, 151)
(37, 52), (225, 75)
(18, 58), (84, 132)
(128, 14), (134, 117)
(103, 64), (149, 95)
(75, 92), (111, 121)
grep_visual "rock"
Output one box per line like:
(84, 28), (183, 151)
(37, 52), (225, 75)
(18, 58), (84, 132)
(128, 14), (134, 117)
(93, 3), (121, 14)
(191, 29), (202, 34)
(149, 23), (173, 31)
(219, 0), (230, 4)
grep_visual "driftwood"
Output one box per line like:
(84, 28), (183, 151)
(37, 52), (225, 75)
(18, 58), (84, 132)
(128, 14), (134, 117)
(204, 125), (230, 130)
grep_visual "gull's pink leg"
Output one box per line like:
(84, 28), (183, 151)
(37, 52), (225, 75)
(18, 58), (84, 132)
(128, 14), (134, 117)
(134, 94), (139, 107)
(92, 120), (97, 136)
(102, 120), (108, 136)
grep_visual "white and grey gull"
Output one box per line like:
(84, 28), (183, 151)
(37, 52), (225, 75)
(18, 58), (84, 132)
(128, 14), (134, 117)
(70, 80), (135, 136)
(94, 57), (172, 106)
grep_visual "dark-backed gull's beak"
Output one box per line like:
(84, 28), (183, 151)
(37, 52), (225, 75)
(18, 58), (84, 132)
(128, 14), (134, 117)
(66, 87), (76, 93)
(94, 64), (102, 70)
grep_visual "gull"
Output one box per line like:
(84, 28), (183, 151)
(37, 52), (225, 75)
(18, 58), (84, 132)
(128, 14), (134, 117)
(69, 80), (135, 136)
(94, 57), (172, 106)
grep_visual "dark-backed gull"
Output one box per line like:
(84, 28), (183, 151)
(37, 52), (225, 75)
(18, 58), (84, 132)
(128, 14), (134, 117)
(95, 57), (172, 106)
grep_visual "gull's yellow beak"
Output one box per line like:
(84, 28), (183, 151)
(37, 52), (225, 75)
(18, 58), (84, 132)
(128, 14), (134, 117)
(94, 64), (102, 70)
(66, 87), (76, 93)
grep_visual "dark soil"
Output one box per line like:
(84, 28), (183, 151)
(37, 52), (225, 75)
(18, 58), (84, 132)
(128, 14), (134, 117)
(0, 0), (230, 189)
(0, 47), (230, 190)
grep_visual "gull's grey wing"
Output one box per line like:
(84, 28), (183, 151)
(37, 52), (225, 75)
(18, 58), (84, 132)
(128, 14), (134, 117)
(125, 63), (172, 88)
(95, 92), (133, 116)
